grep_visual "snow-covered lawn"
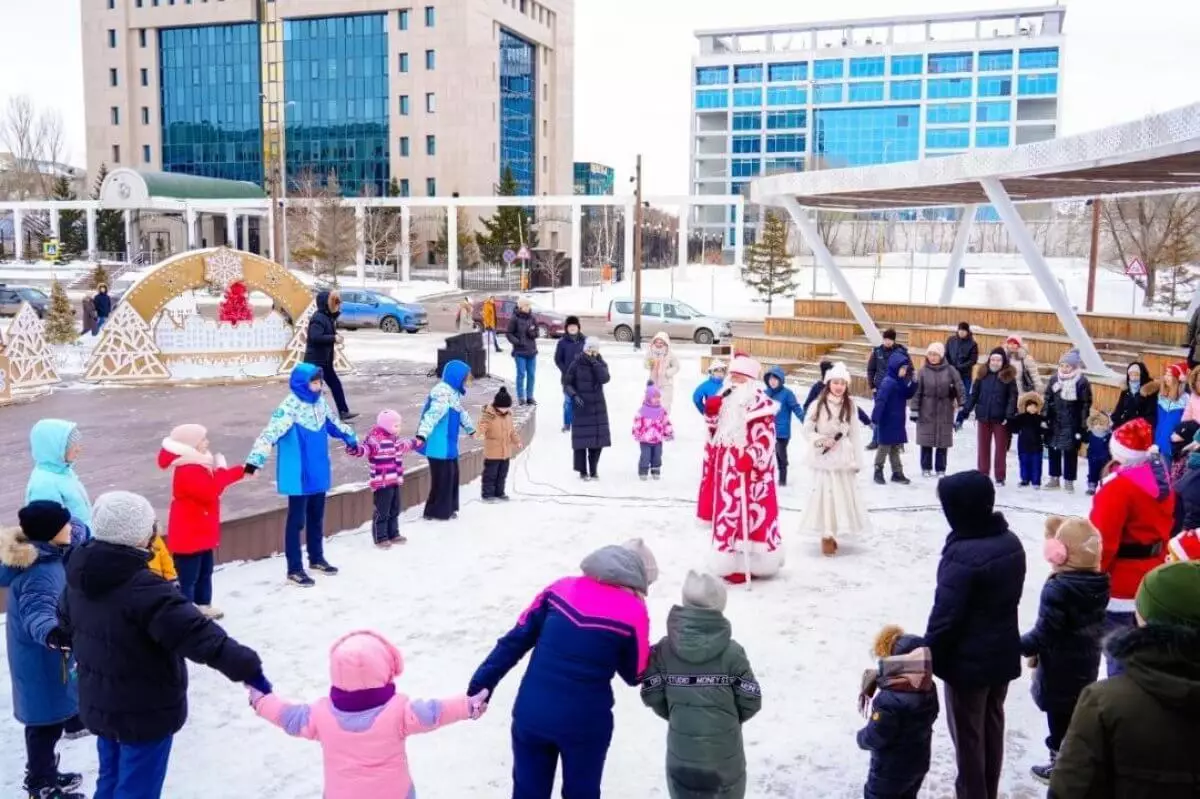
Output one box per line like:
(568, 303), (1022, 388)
(0, 335), (1090, 798)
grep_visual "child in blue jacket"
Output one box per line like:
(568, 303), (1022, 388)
(416, 360), (477, 521)
(764, 366), (805, 486)
(1084, 411), (1112, 496)
(1, 501), (83, 798)
(871, 351), (918, 485)
(692, 360), (727, 415)
(26, 419), (90, 545)
(246, 363), (358, 587)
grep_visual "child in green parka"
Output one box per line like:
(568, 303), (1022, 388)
(640, 570), (762, 799)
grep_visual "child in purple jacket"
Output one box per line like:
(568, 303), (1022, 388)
(350, 409), (422, 548)
(633, 382), (675, 480)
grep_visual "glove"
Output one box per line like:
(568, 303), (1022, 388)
(573, 395), (585, 408)
(246, 673), (273, 696)
(467, 688), (490, 720)
(45, 626), (71, 651)
(704, 395), (723, 416)
(243, 463), (258, 476)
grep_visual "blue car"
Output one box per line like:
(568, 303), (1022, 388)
(335, 289), (428, 334)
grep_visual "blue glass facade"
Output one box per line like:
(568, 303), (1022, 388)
(499, 29), (537, 194)
(696, 66), (728, 85)
(159, 23), (263, 183)
(768, 62), (807, 82)
(848, 82), (885, 103)
(1018, 73), (1059, 95)
(814, 106), (919, 167)
(732, 111), (761, 130)
(978, 50), (1013, 71)
(283, 14), (389, 196)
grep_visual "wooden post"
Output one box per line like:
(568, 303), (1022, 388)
(633, 154), (644, 350)
(1086, 198), (1102, 313)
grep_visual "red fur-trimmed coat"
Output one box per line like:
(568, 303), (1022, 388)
(157, 439), (245, 555)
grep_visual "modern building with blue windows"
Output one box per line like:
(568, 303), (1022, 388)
(691, 6), (1064, 245)
(573, 162), (615, 195)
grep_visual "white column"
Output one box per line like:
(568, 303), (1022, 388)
(354, 205), (366, 283)
(779, 196), (882, 344)
(677, 206), (689, 276)
(266, 205), (276, 263)
(569, 203), (582, 288)
(939, 203), (977, 305)
(49, 209), (61, 242)
(400, 206), (412, 282)
(980, 177), (1112, 376)
(241, 215), (249, 252)
(225, 210), (236, 248)
(446, 204), (459, 288)
(12, 210), (23, 260)
(623, 201), (634, 277)
(185, 206), (197, 250)
(733, 199), (746, 266)
(85, 206), (97, 259)
(123, 210), (133, 260)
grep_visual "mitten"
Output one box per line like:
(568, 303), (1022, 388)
(246, 673), (273, 696)
(573, 395), (585, 408)
(243, 463), (259, 476)
(45, 626), (72, 651)
(467, 688), (490, 720)
(704, 395), (723, 416)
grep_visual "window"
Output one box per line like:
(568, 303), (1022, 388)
(813, 59), (843, 80)
(425, 92), (436, 112)
(141, 106), (150, 125)
(768, 62), (807, 82)
(732, 87), (762, 107)
(731, 111), (761, 130)
(112, 144), (121, 163)
(110, 107), (120, 125)
(399, 95), (410, 115)
(107, 29), (117, 48)
(424, 6), (435, 27)
(975, 127), (1011, 148)
(890, 80), (921, 100)
(766, 85), (806, 106)
(927, 77), (972, 99)
(695, 66), (729, 85)
(399, 178), (410, 196)
(848, 82), (884, 103)
(425, 49), (435, 70)
(140, 68), (149, 87)
(731, 159), (761, 178)
(926, 127), (970, 149)
(766, 110), (806, 129)
(1019, 47), (1059, 70)
(927, 52), (973, 74)
(890, 54), (922, 75)
(849, 57), (885, 77)
(399, 52), (409, 72)
(734, 64), (763, 84)
(694, 89), (727, 109)
(732, 135), (761, 154)
(813, 83), (843, 104)
(979, 50), (1013, 71)
(976, 101), (1012, 123)
(142, 145), (152, 163)
(426, 134), (436, 155)
(139, 29), (147, 47)
(426, 177), (436, 195)
(766, 158), (803, 173)
(108, 0), (115, 8)
(766, 133), (805, 153)
(1018, 73), (1058, 95)
(109, 68), (118, 87)
(399, 136), (410, 156)
(398, 8), (409, 29)
(135, 0), (141, 5)
(977, 76), (1012, 97)
(926, 103), (971, 124)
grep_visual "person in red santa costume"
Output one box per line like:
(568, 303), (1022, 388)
(697, 351), (748, 524)
(1088, 417), (1175, 676)
(699, 354), (784, 584)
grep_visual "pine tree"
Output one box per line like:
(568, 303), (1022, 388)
(475, 166), (536, 268)
(741, 211), (798, 315)
(51, 177), (86, 263)
(44, 280), (79, 344)
(218, 280), (254, 325)
(89, 263), (111, 290)
(91, 164), (126, 255)
(436, 208), (481, 268)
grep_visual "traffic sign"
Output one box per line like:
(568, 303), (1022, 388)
(43, 239), (59, 259)
(1125, 257), (1147, 277)
(517, 245), (531, 261)
(502, 248), (517, 265)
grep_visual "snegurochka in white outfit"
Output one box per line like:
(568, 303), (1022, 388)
(799, 362), (870, 556)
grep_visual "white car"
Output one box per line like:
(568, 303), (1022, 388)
(605, 297), (731, 345)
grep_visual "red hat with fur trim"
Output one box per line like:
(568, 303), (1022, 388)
(1169, 529), (1200, 562)
(729, 354), (762, 380)
(1168, 361), (1190, 382)
(1110, 418), (1155, 464)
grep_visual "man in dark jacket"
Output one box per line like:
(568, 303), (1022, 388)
(507, 298), (539, 406)
(554, 316), (586, 432)
(58, 491), (268, 798)
(1111, 361), (1158, 430)
(961, 347), (1018, 485)
(945, 322), (979, 397)
(925, 471), (1027, 799)
(303, 290), (355, 420)
(92, 284), (112, 334)
(866, 329), (908, 449)
(1050, 561), (1200, 799)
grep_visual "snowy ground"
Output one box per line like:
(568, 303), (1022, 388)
(0, 333), (1092, 798)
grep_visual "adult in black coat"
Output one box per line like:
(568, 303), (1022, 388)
(1110, 361), (1158, 430)
(506, 299), (540, 405)
(562, 339), (611, 479)
(554, 316), (586, 432)
(92, 284), (113, 322)
(945, 322), (979, 395)
(961, 348), (1018, 483)
(303, 290), (353, 419)
(925, 471), (1027, 799)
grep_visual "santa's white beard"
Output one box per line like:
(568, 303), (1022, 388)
(713, 380), (758, 449)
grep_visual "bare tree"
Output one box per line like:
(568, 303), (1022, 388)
(1102, 194), (1200, 308)
(360, 185), (403, 274)
(0, 96), (67, 201)
(289, 170), (356, 284)
(533, 248), (569, 294)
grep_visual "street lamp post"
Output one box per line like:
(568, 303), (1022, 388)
(632, 154), (644, 350)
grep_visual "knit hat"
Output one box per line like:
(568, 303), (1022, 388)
(565, 315), (581, 330)
(1110, 418), (1155, 464)
(18, 501), (72, 544)
(729, 354), (762, 380)
(1006, 335), (1023, 347)
(328, 630), (404, 691)
(957, 322), (970, 333)
(1043, 516), (1102, 572)
(1135, 561), (1200, 628)
(1168, 529), (1200, 562)
(91, 491), (156, 548)
(168, 423), (207, 451)
(376, 409), (402, 435)
(644, 382), (662, 404)
(707, 359), (727, 375)
(623, 538), (659, 587)
(681, 569), (727, 612)
(926, 341), (945, 358)
(584, 336), (601, 353)
(493, 386), (513, 409)
(825, 362), (852, 384)
(1060, 349), (1083, 370)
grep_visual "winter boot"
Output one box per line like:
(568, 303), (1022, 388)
(995, 479), (1006, 487)
(639, 473), (649, 481)
(287, 571), (315, 588)
(28, 786), (86, 799)
(1044, 477), (1061, 490)
(891, 471), (911, 486)
(1064, 480), (1075, 493)
(25, 756), (83, 794)
(395, 534), (409, 543)
(1031, 751), (1057, 784)
(1086, 482), (1097, 496)
(921, 470), (933, 478)
(821, 536), (838, 556)
(873, 467), (886, 485)
(935, 472), (946, 478)
(651, 468), (661, 480)
(866, 440), (879, 451)
(561, 425), (571, 433)
(339, 411), (359, 422)
(497, 494), (511, 501)
(309, 561), (339, 576)
(376, 539), (395, 548)
(196, 604), (224, 620)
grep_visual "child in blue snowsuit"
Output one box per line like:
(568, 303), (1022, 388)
(1084, 411), (1112, 495)
(415, 359), (477, 521)
(692, 360), (727, 415)
(246, 363), (358, 587)
(871, 350), (918, 485)
(764, 366), (805, 486)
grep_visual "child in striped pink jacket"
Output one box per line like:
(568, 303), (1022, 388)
(350, 410), (422, 548)
(250, 630), (489, 799)
(633, 382), (675, 480)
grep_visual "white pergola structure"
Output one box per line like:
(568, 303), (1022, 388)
(751, 102), (1200, 377)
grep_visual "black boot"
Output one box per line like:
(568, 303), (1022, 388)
(891, 471), (912, 486)
(873, 467), (886, 485)
(1031, 750), (1057, 784)
(25, 755), (83, 795)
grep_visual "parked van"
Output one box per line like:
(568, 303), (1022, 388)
(605, 297), (731, 344)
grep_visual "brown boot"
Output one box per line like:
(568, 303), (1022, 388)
(821, 536), (838, 556)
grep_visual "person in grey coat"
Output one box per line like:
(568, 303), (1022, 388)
(1042, 349), (1093, 493)
(913, 341), (965, 477)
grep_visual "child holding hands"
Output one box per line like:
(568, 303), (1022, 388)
(349, 409), (422, 547)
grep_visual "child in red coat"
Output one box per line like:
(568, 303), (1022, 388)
(157, 423), (245, 619)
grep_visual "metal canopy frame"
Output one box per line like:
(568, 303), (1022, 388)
(751, 102), (1200, 375)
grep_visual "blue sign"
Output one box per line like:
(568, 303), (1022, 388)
(503, 248), (517, 265)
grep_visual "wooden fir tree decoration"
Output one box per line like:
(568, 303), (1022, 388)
(84, 302), (170, 382)
(0, 353), (13, 406)
(6, 302), (61, 388)
(278, 300), (354, 375)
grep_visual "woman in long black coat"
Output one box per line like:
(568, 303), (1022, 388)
(562, 338), (611, 480)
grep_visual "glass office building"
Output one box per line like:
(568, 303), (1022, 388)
(692, 6), (1065, 246)
(500, 29), (538, 195)
(573, 162), (615, 195)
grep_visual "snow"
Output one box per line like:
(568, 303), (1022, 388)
(0, 334), (1090, 798)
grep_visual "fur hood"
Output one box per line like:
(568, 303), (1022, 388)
(973, 363), (1017, 383)
(156, 437), (224, 471)
(0, 525), (40, 570)
(1018, 390), (1044, 413)
(1141, 379), (1161, 398)
(1105, 623), (1200, 711)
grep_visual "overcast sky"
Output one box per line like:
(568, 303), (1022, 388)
(1, 0), (1197, 194)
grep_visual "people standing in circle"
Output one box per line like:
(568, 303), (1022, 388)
(763, 366), (805, 486)
(962, 347), (1018, 486)
(1111, 361), (1158, 430)
(1012, 392), (1047, 489)
(913, 341), (965, 479)
(644, 332), (680, 411)
(946, 322), (979, 400)
(693, 360), (727, 415)
(1043, 349), (1093, 494)
(1153, 362), (1189, 456)
(304, 290), (356, 422)
(871, 350), (917, 486)
(799, 361), (867, 557)
(480, 295), (502, 353)
(865, 329), (908, 450)
(1005, 335), (1043, 394)
(563, 338), (611, 481)
(92, 284), (112, 335)
(455, 296), (477, 334)
(415, 360), (477, 521)
(506, 298), (539, 406)
(554, 316), (586, 433)
(1084, 411), (1113, 496)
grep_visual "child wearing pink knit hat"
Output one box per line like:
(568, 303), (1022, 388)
(348, 409), (423, 548)
(250, 630), (488, 799)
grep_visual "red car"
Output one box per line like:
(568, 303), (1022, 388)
(472, 297), (566, 338)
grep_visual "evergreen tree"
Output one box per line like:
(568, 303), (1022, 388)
(44, 280), (78, 344)
(89, 263), (111, 290)
(475, 166), (536, 268)
(741, 211), (798, 315)
(436, 208), (481, 268)
(51, 176), (86, 262)
(91, 164), (126, 255)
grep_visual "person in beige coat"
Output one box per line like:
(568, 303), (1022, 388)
(478, 387), (522, 502)
(645, 331), (681, 410)
(799, 362), (869, 556)
(1006, 335), (1044, 394)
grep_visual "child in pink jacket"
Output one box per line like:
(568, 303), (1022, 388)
(348, 409), (423, 548)
(249, 630), (488, 798)
(633, 381), (675, 480)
